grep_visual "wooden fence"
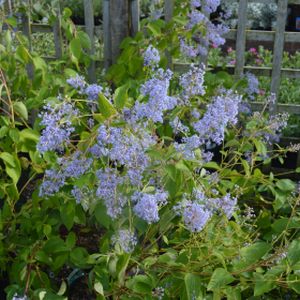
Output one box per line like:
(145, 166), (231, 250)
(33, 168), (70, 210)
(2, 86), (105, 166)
(2, 0), (300, 172)
(4, 0), (299, 113)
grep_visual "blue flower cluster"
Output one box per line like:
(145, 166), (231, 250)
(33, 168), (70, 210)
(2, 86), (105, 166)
(39, 151), (92, 197)
(199, 0), (221, 14)
(247, 110), (289, 144)
(174, 90), (241, 160)
(245, 72), (259, 100)
(214, 193), (237, 218)
(133, 69), (177, 123)
(39, 168), (66, 197)
(37, 102), (78, 153)
(144, 45), (160, 67)
(183, 202), (211, 232)
(179, 64), (206, 101)
(91, 124), (155, 185)
(174, 188), (237, 232)
(67, 74), (110, 111)
(66, 74), (86, 93)
(193, 90), (242, 146)
(58, 151), (93, 179)
(112, 229), (137, 253)
(132, 190), (168, 224)
(180, 0), (228, 58)
(96, 168), (127, 219)
(71, 186), (92, 211)
(85, 84), (103, 101)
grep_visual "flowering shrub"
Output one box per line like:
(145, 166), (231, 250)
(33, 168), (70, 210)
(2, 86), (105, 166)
(3, 1), (300, 299)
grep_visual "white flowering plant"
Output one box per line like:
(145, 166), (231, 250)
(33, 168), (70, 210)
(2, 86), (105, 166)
(3, 1), (300, 299)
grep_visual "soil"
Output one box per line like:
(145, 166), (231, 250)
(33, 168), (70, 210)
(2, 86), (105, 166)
(57, 224), (104, 299)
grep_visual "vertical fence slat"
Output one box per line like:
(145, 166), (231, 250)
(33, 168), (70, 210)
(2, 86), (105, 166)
(22, 1), (35, 124)
(164, 0), (174, 69)
(270, 0), (288, 114)
(53, 3), (63, 59)
(22, 15), (33, 78)
(164, 0), (173, 22)
(110, 0), (130, 65)
(130, 0), (140, 36)
(3, 0), (13, 15)
(235, 0), (248, 78)
(84, 0), (96, 82)
(103, 0), (111, 69)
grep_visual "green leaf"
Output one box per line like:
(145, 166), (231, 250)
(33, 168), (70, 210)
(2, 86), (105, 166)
(66, 232), (76, 249)
(63, 7), (72, 18)
(254, 273), (276, 296)
(272, 217), (300, 233)
(60, 202), (75, 230)
(288, 240), (300, 265)
(35, 250), (52, 265)
(5, 17), (18, 27)
(43, 224), (52, 237)
(287, 274), (300, 294)
(13, 102), (28, 120)
(98, 94), (117, 119)
(43, 237), (68, 254)
(94, 203), (111, 229)
(33, 56), (47, 71)
(94, 281), (104, 295)
(0, 126), (8, 138)
(0, 152), (16, 167)
(240, 242), (271, 264)
(57, 280), (67, 296)
(70, 38), (82, 59)
(147, 23), (161, 36)
(276, 179), (296, 192)
(207, 268), (235, 291)
(113, 84), (129, 109)
(126, 275), (153, 294)
(16, 45), (30, 63)
(9, 128), (20, 142)
(117, 254), (130, 284)
(19, 128), (40, 142)
(70, 247), (89, 268)
(77, 31), (91, 50)
(225, 287), (241, 300)
(254, 140), (267, 157)
(184, 273), (204, 299)
(0, 153), (21, 184)
(203, 161), (221, 170)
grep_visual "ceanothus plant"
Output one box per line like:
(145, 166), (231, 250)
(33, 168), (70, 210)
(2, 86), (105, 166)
(38, 45), (243, 244)
(34, 41), (297, 297)
(9, 1), (300, 299)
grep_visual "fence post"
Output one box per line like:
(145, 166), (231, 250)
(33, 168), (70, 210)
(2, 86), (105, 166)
(103, 0), (111, 69)
(22, 0), (36, 124)
(53, 2), (63, 59)
(3, 0), (13, 15)
(84, 0), (96, 82)
(270, 0), (288, 114)
(130, 0), (140, 36)
(164, 0), (173, 22)
(109, 0), (130, 65)
(164, 0), (174, 69)
(235, 0), (248, 79)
